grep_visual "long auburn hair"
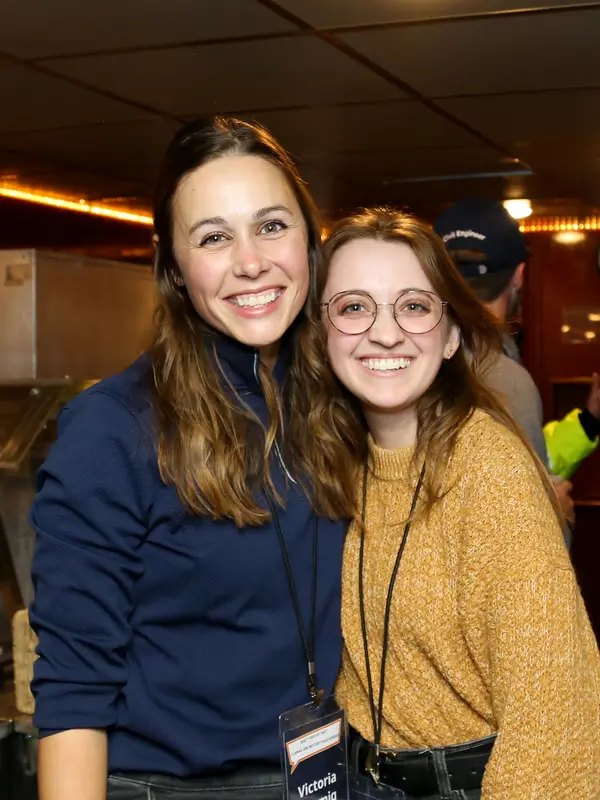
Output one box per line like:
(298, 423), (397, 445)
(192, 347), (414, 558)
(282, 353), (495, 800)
(312, 207), (561, 519)
(151, 115), (354, 526)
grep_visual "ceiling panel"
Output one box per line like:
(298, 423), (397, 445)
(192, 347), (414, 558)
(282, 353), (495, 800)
(0, 160), (151, 204)
(439, 90), (600, 142)
(340, 8), (600, 97)
(0, 1), (597, 219)
(382, 172), (555, 214)
(241, 100), (482, 160)
(317, 144), (518, 185)
(0, 120), (179, 177)
(0, 64), (151, 132)
(294, 164), (357, 215)
(0, 150), (65, 179)
(276, 0), (593, 29)
(508, 136), (600, 204)
(509, 137), (600, 175)
(0, 0), (294, 59)
(40, 37), (401, 115)
(0, 144), (153, 205)
(560, 173), (600, 201)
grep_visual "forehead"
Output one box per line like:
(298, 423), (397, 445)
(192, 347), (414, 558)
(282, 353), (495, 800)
(173, 154), (299, 222)
(327, 238), (433, 294)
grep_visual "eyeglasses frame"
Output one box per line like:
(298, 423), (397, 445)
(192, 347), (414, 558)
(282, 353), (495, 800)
(320, 288), (448, 336)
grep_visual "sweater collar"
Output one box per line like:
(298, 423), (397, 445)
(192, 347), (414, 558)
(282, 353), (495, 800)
(367, 434), (415, 481)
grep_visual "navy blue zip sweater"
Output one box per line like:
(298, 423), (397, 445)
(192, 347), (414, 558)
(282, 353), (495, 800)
(29, 334), (345, 777)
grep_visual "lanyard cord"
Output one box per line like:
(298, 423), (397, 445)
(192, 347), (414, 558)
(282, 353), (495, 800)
(266, 493), (320, 704)
(358, 461), (426, 781)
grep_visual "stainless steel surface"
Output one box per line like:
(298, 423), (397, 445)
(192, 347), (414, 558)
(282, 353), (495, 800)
(0, 687), (19, 724)
(0, 467), (37, 608)
(0, 510), (25, 624)
(0, 251), (35, 381)
(0, 386), (66, 470)
(0, 249), (157, 669)
(0, 383), (84, 612)
(0, 249), (156, 382)
(0, 686), (34, 733)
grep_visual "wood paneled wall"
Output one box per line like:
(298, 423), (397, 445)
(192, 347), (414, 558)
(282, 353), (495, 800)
(521, 230), (600, 636)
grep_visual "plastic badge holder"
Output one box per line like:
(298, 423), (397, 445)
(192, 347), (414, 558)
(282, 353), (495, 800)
(280, 696), (349, 800)
(349, 770), (407, 800)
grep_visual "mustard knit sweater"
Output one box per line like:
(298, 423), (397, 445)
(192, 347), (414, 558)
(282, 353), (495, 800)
(336, 410), (600, 799)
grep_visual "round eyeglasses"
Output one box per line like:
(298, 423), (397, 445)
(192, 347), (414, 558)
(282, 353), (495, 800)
(321, 289), (447, 336)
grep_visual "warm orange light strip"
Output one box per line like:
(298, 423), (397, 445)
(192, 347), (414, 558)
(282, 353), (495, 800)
(520, 216), (599, 233)
(0, 186), (153, 226)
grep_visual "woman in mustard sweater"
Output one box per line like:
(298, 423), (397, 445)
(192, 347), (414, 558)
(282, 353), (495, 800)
(318, 208), (600, 799)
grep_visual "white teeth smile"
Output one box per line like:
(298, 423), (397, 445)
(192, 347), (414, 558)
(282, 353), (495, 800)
(362, 358), (411, 372)
(228, 289), (282, 308)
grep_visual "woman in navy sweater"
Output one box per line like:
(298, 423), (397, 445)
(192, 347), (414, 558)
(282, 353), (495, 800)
(29, 117), (346, 800)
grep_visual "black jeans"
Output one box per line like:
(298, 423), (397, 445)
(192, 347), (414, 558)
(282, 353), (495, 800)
(107, 766), (282, 800)
(350, 772), (481, 800)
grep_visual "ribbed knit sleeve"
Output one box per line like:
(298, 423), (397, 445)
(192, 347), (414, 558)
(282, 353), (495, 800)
(29, 391), (151, 735)
(481, 568), (600, 798)
(457, 421), (600, 799)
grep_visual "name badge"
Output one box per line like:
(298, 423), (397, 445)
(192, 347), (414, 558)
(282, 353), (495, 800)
(280, 696), (349, 800)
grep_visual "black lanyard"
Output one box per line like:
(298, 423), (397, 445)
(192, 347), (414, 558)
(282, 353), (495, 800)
(358, 460), (426, 784)
(265, 493), (321, 705)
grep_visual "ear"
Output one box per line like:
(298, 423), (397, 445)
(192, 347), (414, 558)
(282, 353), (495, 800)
(444, 322), (461, 360)
(172, 269), (185, 287)
(152, 234), (159, 251)
(513, 261), (526, 290)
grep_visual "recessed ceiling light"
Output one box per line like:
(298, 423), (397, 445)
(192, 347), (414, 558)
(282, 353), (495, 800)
(503, 199), (532, 219)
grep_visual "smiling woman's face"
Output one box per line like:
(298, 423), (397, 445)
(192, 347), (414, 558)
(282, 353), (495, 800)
(171, 153), (310, 350)
(323, 237), (459, 427)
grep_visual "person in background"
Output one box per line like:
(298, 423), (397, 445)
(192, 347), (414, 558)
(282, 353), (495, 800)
(28, 116), (347, 800)
(320, 207), (600, 799)
(433, 197), (575, 526)
(544, 372), (600, 479)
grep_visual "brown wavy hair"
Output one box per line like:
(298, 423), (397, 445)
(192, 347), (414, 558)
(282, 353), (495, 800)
(151, 116), (354, 525)
(311, 207), (561, 519)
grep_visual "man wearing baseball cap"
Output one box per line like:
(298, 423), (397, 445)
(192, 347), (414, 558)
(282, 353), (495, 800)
(434, 197), (575, 529)
(434, 198), (545, 452)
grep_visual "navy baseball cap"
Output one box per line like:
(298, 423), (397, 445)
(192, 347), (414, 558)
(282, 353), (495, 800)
(433, 197), (529, 278)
